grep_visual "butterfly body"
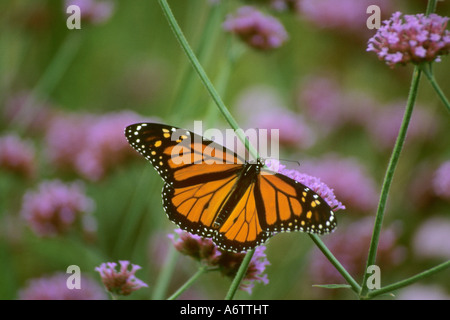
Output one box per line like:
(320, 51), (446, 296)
(125, 123), (337, 252)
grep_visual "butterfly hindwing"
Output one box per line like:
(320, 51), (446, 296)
(256, 170), (337, 235)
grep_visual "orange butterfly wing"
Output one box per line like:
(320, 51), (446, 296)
(125, 123), (337, 253)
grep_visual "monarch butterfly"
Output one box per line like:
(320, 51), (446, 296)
(125, 123), (337, 252)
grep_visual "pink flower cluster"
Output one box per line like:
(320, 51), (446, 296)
(367, 12), (450, 68)
(45, 110), (150, 181)
(169, 229), (270, 294)
(0, 134), (35, 178)
(223, 6), (288, 50)
(20, 180), (94, 237)
(19, 272), (106, 300)
(95, 260), (148, 296)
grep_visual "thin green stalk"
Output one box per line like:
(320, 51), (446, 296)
(157, 0), (258, 160)
(8, 32), (83, 131)
(420, 63), (450, 113)
(225, 249), (255, 300)
(168, 3), (223, 121)
(152, 245), (179, 300)
(425, 0), (437, 15)
(309, 235), (361, 294)
(167, 265), (209, 300)
(360, 66), (422, 298)
(367, 260), (450, 299)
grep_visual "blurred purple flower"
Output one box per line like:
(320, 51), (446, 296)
(309, 218), (405, 285)
(19, 272), (107, 300)
(397, 284), (450, 300)
(0, 134), (36, 178)
(413, 216), (450, 260)
(20, 180), (95, 237)
(236, 86), (316, 149)
(432, 161), (450, 200)
(169, 229), (270, 294)
(95, 260), (148, 296)
(296, 155), (378, 212)
(298, 0), (391, 34)
(367, 12), (450, 68)
(297, 74), (378, 132)
(365, 102), (436, 150)
(168, 228), (220, 264)
(213, 245), (270, 294)
(65, 0), (114, 24)
(265, 159), (345, 212)
(223, 6), (288, 50)
(45, 110), (148, 181)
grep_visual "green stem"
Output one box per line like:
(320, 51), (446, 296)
(367, 260), (450, 299)
(420, 63), (450, 113)
(225, 249), (255, 300)
(309, 235), (361, 294)
(360, 66), (422, 298)
(167, 265), (209, 300)
(8, 32), (83, 131)
(152, 245), (179, 300)
(425, 0), (437, 15)
(157, 0), (258, 160)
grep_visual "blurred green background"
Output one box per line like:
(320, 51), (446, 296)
(0, 0), (449, 300)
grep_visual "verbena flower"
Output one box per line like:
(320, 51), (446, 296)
(397, 284), (450, 300)
(0, 134), (36, 178)
(213, 245), (270, 294)
(95, 261), (148, 296)
(20, 180), (95, 237)
(413, 217), (450, 260)
(298, 0), (391, 34)
(365, 102), (436, 150)
(297, 156), (379, 212)
(19, 272), (107, 300)
(367, 12), (450, 68)
(265, 159), (345, 212)
(169, 229), (270, 294)
(64, 0), (114, 24)
(223, 6), (288, 50)
(432, 161), (450, 200)
(236, 86), (316, 148)
(297, 74), (378, 132)
(168, 228), (220, 265)
(45, 111), (147, 181)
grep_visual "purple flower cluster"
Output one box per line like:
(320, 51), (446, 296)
(65, 0), (114, 25)
(0, 134), (35, 178)
(432, 161), (450, 200)
(19, 272), (107, 300)
(298, 0), (391, 34)
(265, 159), (345, 212)
(297, 74), (438, 149)
(95, 260), (148, 296)
(169, 229), (270, 294)
(20, 180), (94, 237)
(236, 86), (316, 148)
(45, 111), (148, 181)
(298, 156), (378, 212)
(413, 217), (450, 260)
(367, 12), (450, 68)
(223, 6), (288, 50)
